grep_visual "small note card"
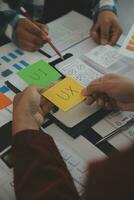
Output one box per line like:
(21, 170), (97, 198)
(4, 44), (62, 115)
(42, 76), (85, 111)
(18, 60), (62, 87)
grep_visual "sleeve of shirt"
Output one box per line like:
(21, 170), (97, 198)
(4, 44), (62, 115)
(93, 0), (118, 21)
(0, 10), (24, 43)
(12, 130), (80, 200)
(84, 145), (134, 200)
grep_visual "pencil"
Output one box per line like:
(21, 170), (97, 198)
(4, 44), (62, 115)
(20, 6), (64, 60)
(95, 118), (134, 145)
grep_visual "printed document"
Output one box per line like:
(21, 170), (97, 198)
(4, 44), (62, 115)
(41, 11), (92, 56)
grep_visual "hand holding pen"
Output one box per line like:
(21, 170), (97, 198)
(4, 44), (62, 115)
(15, 11), (49, 52)
(15, 7), (64, 59)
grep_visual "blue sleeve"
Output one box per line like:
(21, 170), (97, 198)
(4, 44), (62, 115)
(0, 10), (20, 41)
(92, 0), (118, 21)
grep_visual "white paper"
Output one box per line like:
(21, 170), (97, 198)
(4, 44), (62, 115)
(84, 45), (122, 69)
(41, 11), (92, 56)
(44, 124), (106, 161)
(0, 110), (12, 127)
(0, 152), (15, 200)
(55, 57), (102, 86)
(93, 111), (134, 137)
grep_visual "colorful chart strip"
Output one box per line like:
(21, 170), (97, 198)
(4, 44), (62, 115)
(0, 86), (9, 93)
(126, 33), (134, 52)
(13, 63), (23, 70)
(1, 56), (11, 63)
(15, 49), (24, 56)
(20, 60), (29, 67)
(1, 69), (13, 77)
(8, 53), (17, 59)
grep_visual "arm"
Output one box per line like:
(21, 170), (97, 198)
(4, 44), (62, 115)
(12, 87), (79, 200)
(0, 1), (48, 51)
(91, 0), (122, 45)
(0, 10), (20, 41)
(13, 130), (79, 200)
(0, 11), (48, 51)
(93, 0), (118, 20)
(85, 144), (134, 200)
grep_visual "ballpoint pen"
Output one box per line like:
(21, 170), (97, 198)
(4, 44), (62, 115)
(20, 6), (64, 60)
(95, 118), (134, 145)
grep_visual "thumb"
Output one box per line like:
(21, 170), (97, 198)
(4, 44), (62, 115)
(82, 83), (104, 97)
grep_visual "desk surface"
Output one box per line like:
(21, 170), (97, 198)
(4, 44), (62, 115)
(0, 11), (134, 199)
(0, 31), (133, 166)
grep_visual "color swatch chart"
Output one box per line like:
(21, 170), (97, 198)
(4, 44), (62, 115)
(0, 42), (48, 125)
(120, 24), (134, 58)
(0, 42), (48, 81)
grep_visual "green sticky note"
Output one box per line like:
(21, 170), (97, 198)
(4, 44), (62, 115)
(18, 60), (62, 87)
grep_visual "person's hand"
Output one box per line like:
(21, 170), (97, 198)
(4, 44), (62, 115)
(91, 11), (122, 46)
(82, 74), (134, 111)
(12, 86), (53, 136)
(15, 18), (48, 52)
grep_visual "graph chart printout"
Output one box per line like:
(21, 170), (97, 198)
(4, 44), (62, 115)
(0, 43), (48, 81)
(120, 24), (134, 58)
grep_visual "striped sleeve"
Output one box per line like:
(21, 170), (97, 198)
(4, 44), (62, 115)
(93, 0), (118, 21)
(5, 14), (25, 43)
(0, 10), (20, 40)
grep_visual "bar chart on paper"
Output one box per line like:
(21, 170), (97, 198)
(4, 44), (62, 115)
(120, 24), (134, 58)
(0, 42), (49, 125)
(0, 43), (48, 81)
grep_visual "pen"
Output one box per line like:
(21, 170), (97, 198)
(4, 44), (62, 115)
(20, 6), (64, 60)
(95, 118), (134, 145)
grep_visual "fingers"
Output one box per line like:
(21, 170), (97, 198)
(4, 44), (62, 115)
(90, 23), (100, 44)
(13, 92), (23, 108)
(91, 11), (122, 46)
(35, 22), (49, 36)
(16, 19), (47, 52)
(42, 101), (53, 115)
(85, 96), (95, 105)
(91, 20), (110, 45)
(25, 20), (45, 38)
(109, 26), (122, 46)
(18, 40), (43, 52)
(40, 96), (53, 115)
(100, 20), (110, 45)
(82, 77), (106, 97)
(81, 75), (117, 108)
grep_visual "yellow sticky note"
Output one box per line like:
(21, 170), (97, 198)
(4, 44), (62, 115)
(42, 77), (85, 112)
